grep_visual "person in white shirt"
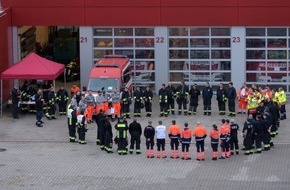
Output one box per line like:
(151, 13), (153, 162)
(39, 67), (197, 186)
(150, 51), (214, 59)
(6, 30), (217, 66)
(155, 121), (167, 158)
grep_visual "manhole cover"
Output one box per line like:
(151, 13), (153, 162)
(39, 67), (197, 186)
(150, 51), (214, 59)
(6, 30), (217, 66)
(0, 148), (7, 152)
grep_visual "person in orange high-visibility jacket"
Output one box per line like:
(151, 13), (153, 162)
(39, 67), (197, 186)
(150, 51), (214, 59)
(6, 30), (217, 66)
(192, 122), (207, 161)
(180, 123), (192, 160)
(168, 120), (181, 159)
(237, 83), (249, 114)
(111, 88), (121, 120)
(219, 119), (231, 159)
(210, 124), (219, 160)
(85, 90), (96, 124)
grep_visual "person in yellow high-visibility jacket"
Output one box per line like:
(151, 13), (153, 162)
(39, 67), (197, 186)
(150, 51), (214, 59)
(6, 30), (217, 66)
(278, 87), (287, 120)
(247, 90), (259, 119)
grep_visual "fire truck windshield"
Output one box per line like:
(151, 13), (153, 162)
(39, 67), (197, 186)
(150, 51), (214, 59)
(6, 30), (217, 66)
(87, 78), (119, 92)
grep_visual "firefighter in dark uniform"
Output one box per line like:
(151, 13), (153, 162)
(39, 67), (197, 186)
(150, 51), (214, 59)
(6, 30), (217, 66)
(262, 108), (272, 150)
(166, 82), (176, 115)
(121, 87), (131, 119)
(20, 87), (29, 113)
(227, 82), (237, 117)
(229, 119), (239, 155)
(267, 99), (279, 138)
(176, 81), (189, 115)
(133, 86), (143, 117)
(104, 116), (113, 153)
(243, 118), (254, 155)
(143, 86), (153, 117)
(144, 121), (155, 158)
(202, 82), (213, 116)
(216, 83), (227, 115)
(27, 86), (37, 113)
(35, 89), (44, 127)
(98, 113), (107, 150)
(77, 110), (87, 144)
(95, 110), (104, 145)
(45, 87), (57, 120)
(188, 84), (200, 115)
(67, 103), (77, 142)
(129, 119), (142, 154)
(159, 84), (168, 117)
(253, 115), (263, 153)
(42, 80), (52, 113)
(115, 117), (129, 155)
(56, 85), (69, 115)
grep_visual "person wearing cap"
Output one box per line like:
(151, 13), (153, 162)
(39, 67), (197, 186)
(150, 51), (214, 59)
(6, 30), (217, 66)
(115, 117), (129, 155)
(67, 102), (77, 142)
(210, 124), (219, 160)
(230, 119), (240, 155)
(168, 120), (181, 158)
(192, 121), (207, 161)
(45, 87), (57, 120)
(202, 82), (213, 116)
(216, 83), (227, 115)
(180, 123), (192, 160)
(144, 121), (155, 158)
(227, 82), (237, 117)
(121, 87), (131, 119)
(11, 85), (20, 119)
(188, 84), (201, 115)
(129, 119), (142, 154)
(85, 90), (96, 123)
(56, 85), (69, 115)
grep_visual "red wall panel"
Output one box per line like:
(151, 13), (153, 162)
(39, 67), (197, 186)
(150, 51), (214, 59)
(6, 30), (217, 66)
(85, 0), (160, 7)
(161, 7), (238, 26)
(162, 0), (237, 7)
(85, 7), (161, 26)
(239, 0), (290, 7)
(11, 7), (85, 25)
(239, 7), (290, 26)
(0, 8), (13, 101)
(2, 0), (84, 7)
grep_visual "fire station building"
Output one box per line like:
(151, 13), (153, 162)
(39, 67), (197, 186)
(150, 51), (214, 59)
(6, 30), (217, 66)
(1, 0), (290, 100)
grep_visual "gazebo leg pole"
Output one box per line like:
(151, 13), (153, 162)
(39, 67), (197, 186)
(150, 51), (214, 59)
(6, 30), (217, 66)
(1, 79), (3, 118)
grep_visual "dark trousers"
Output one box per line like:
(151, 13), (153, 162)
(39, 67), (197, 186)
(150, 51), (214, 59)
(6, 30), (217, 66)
(99, 131), (105, 147)
(118, 138), (127, 151)
(203, 99), (211, 113)
(130, 135), (141, 151)
(170, 138), (179, 150)
(122, 103), (130, 117)
(78, 128), (86, 141)
(244, 137), (253, 151)
(157, 139), (165, 151)
(12, 103), (18, 118)
(280, 104), (286, 119)
(168, 98), (175, 113)
(177, 98), (187, 114)
(36, 111), (43, 126)
(228, 99), (235, 113)
(182, 143), (190, 152)
(196, 140), (205, 152)
(134, 102), (141, 115)
(58, 102), (67, 113)
(220, 140), (229, 151)
(146, 138), (154, 149)
(49, 105), (56, 116)
(160, 102), (168, 115)
(145, 101), (152, 114)
(218, 101), (226, 112)
(68, 125), (76, 138)
(211, 143), (218, 151)
(254, 135), (262, 150)
(230, 137), (239, 151)
(189, 99), (198, 114)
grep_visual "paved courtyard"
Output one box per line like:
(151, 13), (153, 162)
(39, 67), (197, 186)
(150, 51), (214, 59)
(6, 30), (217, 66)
(1, 96), (290, 190)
